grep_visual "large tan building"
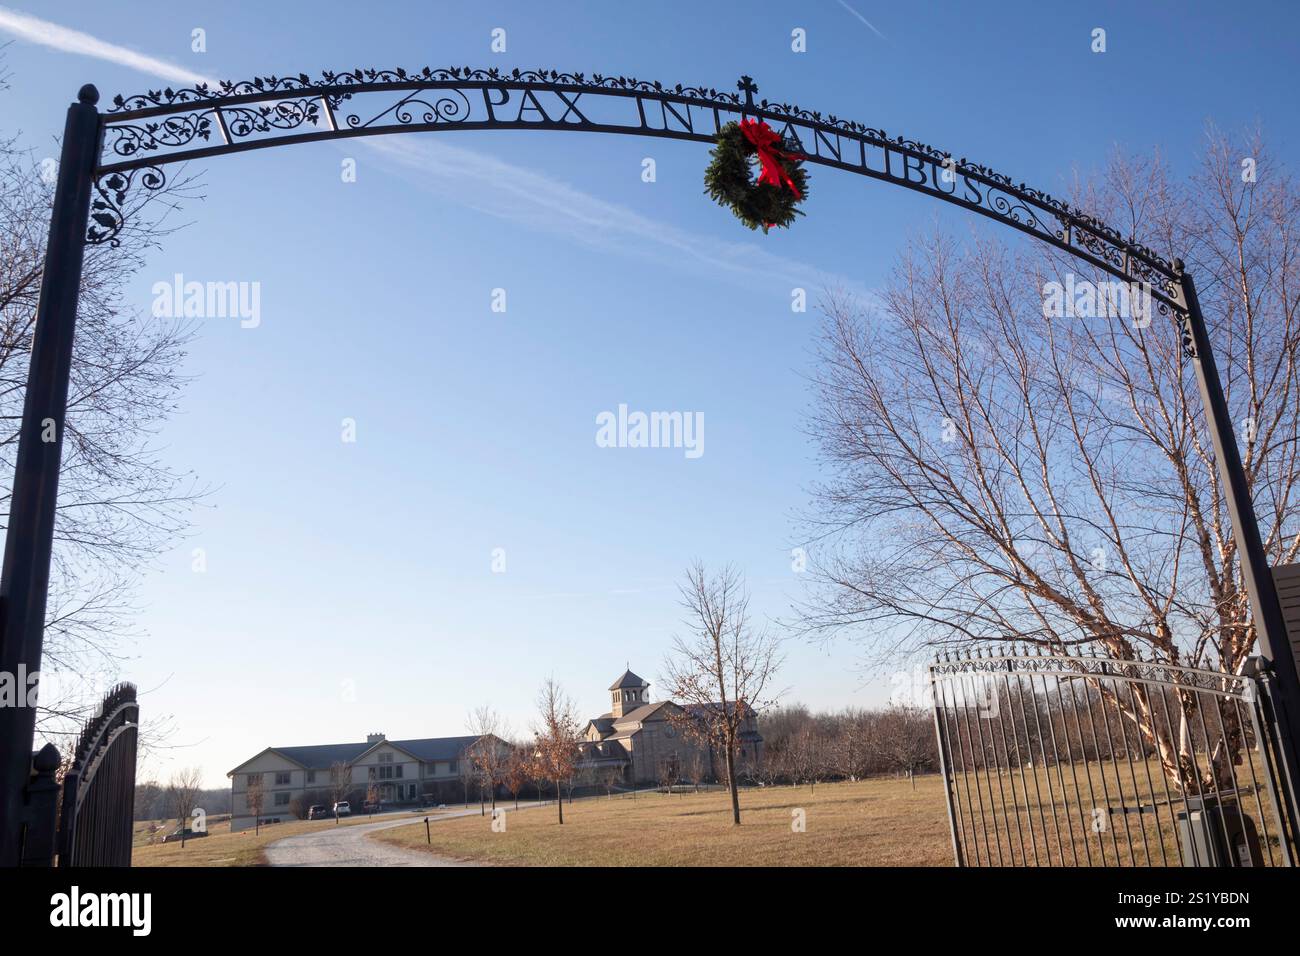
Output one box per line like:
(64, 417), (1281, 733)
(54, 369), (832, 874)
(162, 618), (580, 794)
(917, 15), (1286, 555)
(226, 732), (490, 832)
(578, 669), (763, 786)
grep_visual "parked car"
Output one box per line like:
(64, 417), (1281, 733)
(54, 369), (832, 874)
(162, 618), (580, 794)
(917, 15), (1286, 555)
(333, 801), (351, 816)
(307, 805), (328, 820)
(160, 826), (209, 844)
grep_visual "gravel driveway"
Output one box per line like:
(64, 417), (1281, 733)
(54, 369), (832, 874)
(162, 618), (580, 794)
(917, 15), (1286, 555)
(265, 810), (481, 867)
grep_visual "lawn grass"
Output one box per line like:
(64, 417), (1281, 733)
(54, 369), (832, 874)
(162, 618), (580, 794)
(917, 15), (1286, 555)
(374, 777), (954, 866)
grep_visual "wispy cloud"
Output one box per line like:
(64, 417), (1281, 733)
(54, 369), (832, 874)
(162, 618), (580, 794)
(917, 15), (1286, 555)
(367, 136), (870, 297)
(836, 0), (889, 41)
(0, 5), (216, 86)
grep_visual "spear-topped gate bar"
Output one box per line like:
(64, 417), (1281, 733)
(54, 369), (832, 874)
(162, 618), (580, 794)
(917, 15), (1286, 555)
(3, 68), (1298, 865)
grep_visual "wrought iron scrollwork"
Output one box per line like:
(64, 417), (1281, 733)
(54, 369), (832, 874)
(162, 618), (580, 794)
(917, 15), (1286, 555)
(346, 89), (470, 129)
(109, 112), (212, 159)
(225, 98), (320, 136)
(929, 650), (1249, 697)
(87, 165), (167, 246)
(106, 67), (746, 114)
(1177, 309), (1199, 360)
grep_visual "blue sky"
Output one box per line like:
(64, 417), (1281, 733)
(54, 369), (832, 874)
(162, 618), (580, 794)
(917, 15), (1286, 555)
(3, 1), (1298, 787)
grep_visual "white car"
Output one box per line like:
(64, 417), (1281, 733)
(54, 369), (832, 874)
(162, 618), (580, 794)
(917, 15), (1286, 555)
(333, 801), (351, 817)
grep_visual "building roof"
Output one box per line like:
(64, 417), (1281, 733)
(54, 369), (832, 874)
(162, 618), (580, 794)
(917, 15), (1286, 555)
(613, 701), (675, 725)
(272, 741), (371, 770)
(683, 701), (754, 720)
(609, 669), (649, 691)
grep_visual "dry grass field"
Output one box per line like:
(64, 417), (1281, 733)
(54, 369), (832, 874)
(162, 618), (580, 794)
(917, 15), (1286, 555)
(131, 761), (1281, 867)
(949, 754), (1288, 867)
(375, 777), (954, 866)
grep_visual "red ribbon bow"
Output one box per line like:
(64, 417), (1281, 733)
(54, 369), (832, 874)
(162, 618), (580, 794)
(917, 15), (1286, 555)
(740, 119), (802, 200)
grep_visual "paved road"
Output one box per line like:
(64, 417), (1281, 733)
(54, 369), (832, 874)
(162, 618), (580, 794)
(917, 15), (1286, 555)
(265, 810), (481, 867)
(266, 804), (546, 866)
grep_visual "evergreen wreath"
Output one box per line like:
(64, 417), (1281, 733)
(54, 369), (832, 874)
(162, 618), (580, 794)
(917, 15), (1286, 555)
(704, 119), (809, 233)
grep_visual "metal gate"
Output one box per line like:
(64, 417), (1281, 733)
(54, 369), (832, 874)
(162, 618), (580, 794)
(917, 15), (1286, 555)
(55, 683), (139, 866)
(930, 649), (1300, 867)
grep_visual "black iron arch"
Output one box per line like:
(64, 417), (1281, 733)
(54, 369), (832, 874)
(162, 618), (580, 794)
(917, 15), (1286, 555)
(92, 67), (1179, 306)
(5, 67), (1300, 866)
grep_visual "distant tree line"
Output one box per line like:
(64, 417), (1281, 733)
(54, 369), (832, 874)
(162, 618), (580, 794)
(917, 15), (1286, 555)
(758, 704), (937, 789)
(133, 775), (230, 822)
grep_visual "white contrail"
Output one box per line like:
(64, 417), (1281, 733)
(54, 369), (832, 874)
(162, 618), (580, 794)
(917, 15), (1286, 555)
(0, 5), (215, 86)
(367, 136), (870, 298)
(836, 0), (888, 40)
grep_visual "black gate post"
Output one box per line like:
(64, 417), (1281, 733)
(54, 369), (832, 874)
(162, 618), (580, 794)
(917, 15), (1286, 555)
(1174, 262), (1300, 817)
(0, 85), (100, 866)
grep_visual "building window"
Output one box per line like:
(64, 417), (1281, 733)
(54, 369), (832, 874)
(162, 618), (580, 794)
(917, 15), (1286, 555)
(274, 792), (290, 806)
(378, 752), (393, 763)
(274, 772), (290, 786)
(246, 774), (260, 787)
(306, 771), (316, 784)
(448, 760), (457, 774)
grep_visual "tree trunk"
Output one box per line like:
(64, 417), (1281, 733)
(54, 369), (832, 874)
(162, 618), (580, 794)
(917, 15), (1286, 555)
(556, 779), (564, 824)
(725, 743), (740, 825)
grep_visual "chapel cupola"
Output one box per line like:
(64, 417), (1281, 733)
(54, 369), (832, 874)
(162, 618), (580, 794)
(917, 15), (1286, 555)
(609, 669), (650, 718)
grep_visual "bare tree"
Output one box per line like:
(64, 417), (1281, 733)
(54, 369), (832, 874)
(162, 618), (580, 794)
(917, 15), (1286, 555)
(828, 710), (872, 782)
(245, 774), (265, 836)
(685, 750), (707, 793)
(532, 678), (580, 824)
(328, 761), (350, 823)
(658, 757), (680, 795)
(783, 723), (826, 792)
(0, 124), (203, 742)
(802, 131), (1300, 791)
(458, 749), (476, 808)
(466, 706), (507, 814)
(662, 563), (784, 825)
(528, 751), (548, 804)
(503, 743), (530, 810)
(599, 764), (623, 799)
(167, 766), (203, 847)
(868, 706), (936, 789)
